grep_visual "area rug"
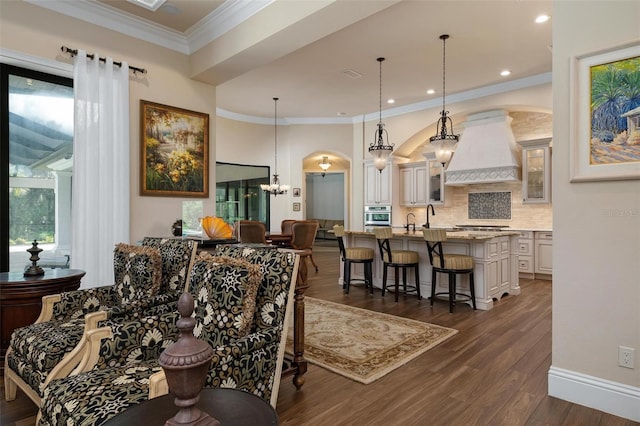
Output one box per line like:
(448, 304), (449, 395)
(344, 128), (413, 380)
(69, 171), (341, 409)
(286, 297), (458, 384)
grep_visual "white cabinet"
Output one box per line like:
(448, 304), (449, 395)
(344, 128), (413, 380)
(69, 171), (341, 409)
(534, 231), (553, 276)
(423, 152), (445, 205)
(399, 162), (427, 207)
(364, 160), (392, 205)
(518, 138), (552, 204)
(516, 231), (535, 276)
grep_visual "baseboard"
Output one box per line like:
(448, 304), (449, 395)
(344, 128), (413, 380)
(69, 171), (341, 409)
(548, 366), (640, 422)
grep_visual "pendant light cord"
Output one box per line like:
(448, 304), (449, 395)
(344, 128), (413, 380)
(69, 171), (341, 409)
(441, 34), (448, 115)
(378, 57), (384, 124)
(273, 97), (279, 175)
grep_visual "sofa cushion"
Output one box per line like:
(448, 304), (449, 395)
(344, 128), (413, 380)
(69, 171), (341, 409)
(113, 244), (163, 306)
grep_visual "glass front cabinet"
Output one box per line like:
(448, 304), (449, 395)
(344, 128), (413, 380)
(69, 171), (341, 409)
(423, 152), (445, 205)
(518, 138), (552, 204)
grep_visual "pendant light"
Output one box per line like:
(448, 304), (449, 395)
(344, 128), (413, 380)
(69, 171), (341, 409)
(368, 57), (394, 172)
(430, 34), (459, 166)
(261, 97), (290, 196)
(318, 156), (331, 178)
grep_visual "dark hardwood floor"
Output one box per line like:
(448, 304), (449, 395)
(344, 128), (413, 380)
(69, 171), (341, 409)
(2, 241), (637, 425)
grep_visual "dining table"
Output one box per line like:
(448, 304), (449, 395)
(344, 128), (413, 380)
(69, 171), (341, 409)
(267, 233), (292, 247)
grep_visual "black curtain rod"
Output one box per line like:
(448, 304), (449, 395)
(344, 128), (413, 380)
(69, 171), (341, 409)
(61, 46), (147, 75)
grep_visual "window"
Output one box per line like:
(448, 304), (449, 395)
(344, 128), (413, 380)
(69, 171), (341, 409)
(215, 162), (270, 228)
(1, 64), (73, 271)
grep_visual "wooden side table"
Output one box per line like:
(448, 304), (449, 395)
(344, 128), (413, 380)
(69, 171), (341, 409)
(104, 388), (278, 425)
(0, 269), (85, 374)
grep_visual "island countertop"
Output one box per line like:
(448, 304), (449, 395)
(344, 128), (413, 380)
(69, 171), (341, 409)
(346, 228), (522, 241)
(341, 229), (521, 310)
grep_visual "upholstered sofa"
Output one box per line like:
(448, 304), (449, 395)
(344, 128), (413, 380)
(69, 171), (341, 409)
(312, 219), (344, 240)
(4, 237), (198, 408)
(38, 248), (299, 426)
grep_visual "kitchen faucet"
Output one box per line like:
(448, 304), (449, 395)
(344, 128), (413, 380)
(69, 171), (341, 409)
(405, 213), (416, 232)
(424, 204), (435, 228)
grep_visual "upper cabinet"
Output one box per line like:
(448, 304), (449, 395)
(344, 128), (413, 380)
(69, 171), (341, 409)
(424, 152), (445, 205)
(364, 160), (392, 205)
(399, 162), (427, 207)
(518, 138), (552, 204)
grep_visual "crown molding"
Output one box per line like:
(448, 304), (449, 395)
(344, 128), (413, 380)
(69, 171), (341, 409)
(26, 0), (190, 54)
(187, 0), (272, 53)
(25, 0), (273, 55)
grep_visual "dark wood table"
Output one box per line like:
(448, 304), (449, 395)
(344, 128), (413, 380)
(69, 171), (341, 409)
(267, 233), (291, 247)
(0, 268), (85, 374)
(104, 388), (278, 425)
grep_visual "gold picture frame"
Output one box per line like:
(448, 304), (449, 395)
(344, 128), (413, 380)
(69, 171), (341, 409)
(293, 202), (301, 212)
(140, 100), (209, 197)
(570, 41), (640, 182)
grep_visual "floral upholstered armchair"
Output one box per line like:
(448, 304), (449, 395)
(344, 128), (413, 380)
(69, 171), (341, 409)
(3, 237), (197, 408)
(38, 248), (299, 426)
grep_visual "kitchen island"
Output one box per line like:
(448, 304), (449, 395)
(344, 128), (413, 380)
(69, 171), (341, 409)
(342, 229), (521, 310)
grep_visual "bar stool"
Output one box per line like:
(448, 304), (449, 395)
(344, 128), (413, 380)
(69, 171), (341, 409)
(422, 228), (476, 313)
(373, 227), (421, 302)
(333, 225), (374, 294)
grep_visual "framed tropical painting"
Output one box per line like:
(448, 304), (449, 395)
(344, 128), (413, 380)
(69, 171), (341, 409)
(140, 100), (209, 197)
(570, 41), (640, 182)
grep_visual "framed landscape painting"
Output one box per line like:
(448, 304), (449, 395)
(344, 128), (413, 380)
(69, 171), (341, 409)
(140, 100), (209, 197)
(570, 41), (640, 182)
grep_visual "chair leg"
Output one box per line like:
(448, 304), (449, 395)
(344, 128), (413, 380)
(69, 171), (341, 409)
(431, 269), (437, 306)
(402, 267), (407, 296)
(469, 272), (477, 310)
(394, 266), (400, 303)
(414, 264), (421, 300)
(381, 264), (388, 297)
(365, 262), (373, 294)
(310, 254), (319, 272)
(343, 260), (350, 294)
(448, 272), (455, 313)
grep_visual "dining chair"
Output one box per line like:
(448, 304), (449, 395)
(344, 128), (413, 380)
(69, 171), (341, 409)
(234, 220), (268, 244)
(422, 228), (476, 313)
(290, 220), (320, 283)
(333, 225), (374, 294)
(373, 227), (421, 302)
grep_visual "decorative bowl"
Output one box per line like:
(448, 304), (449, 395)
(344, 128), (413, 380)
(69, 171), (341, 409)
(200, 216), (233, 239)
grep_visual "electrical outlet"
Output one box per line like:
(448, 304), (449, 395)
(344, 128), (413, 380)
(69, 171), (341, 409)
(618, 346), (635, 369)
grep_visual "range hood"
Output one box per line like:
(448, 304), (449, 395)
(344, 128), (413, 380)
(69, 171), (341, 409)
(445, 110), (521, 185)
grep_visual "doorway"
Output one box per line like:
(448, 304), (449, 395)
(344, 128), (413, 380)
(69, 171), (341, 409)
(305, 172), (345, 224)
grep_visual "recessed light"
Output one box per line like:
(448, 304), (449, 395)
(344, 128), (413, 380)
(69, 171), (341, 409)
(387, 99), (395, 104)
(126, 0), (167, 12)
(426, 89), (435, 95)
(535, 14), (550, 24)
(500, 70), (511, 77)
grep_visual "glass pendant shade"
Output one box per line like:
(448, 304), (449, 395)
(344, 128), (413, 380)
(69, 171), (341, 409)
(318, 156), (331, 177)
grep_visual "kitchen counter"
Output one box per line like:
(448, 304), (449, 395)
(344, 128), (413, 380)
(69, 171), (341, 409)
(342, 229), (521, 310)
(355, 228), (522, 240)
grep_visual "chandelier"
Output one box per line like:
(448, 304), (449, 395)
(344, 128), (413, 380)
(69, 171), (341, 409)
(261, 97), (290, 196)
(430, 34), (459, 166)
(318, 156), (331, 177)
(368, 57), (394, 172)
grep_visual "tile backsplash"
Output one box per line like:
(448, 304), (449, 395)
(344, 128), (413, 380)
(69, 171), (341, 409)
(468, 192), (511, 220)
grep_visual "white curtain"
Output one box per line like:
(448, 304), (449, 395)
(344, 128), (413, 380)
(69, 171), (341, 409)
(71, 50), (130, 288)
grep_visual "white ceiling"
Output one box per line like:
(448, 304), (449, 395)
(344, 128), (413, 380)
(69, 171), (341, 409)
(53, 0), (553, 122)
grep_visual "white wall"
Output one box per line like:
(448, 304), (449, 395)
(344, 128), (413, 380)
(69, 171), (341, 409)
(549, 1), (640, 421)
